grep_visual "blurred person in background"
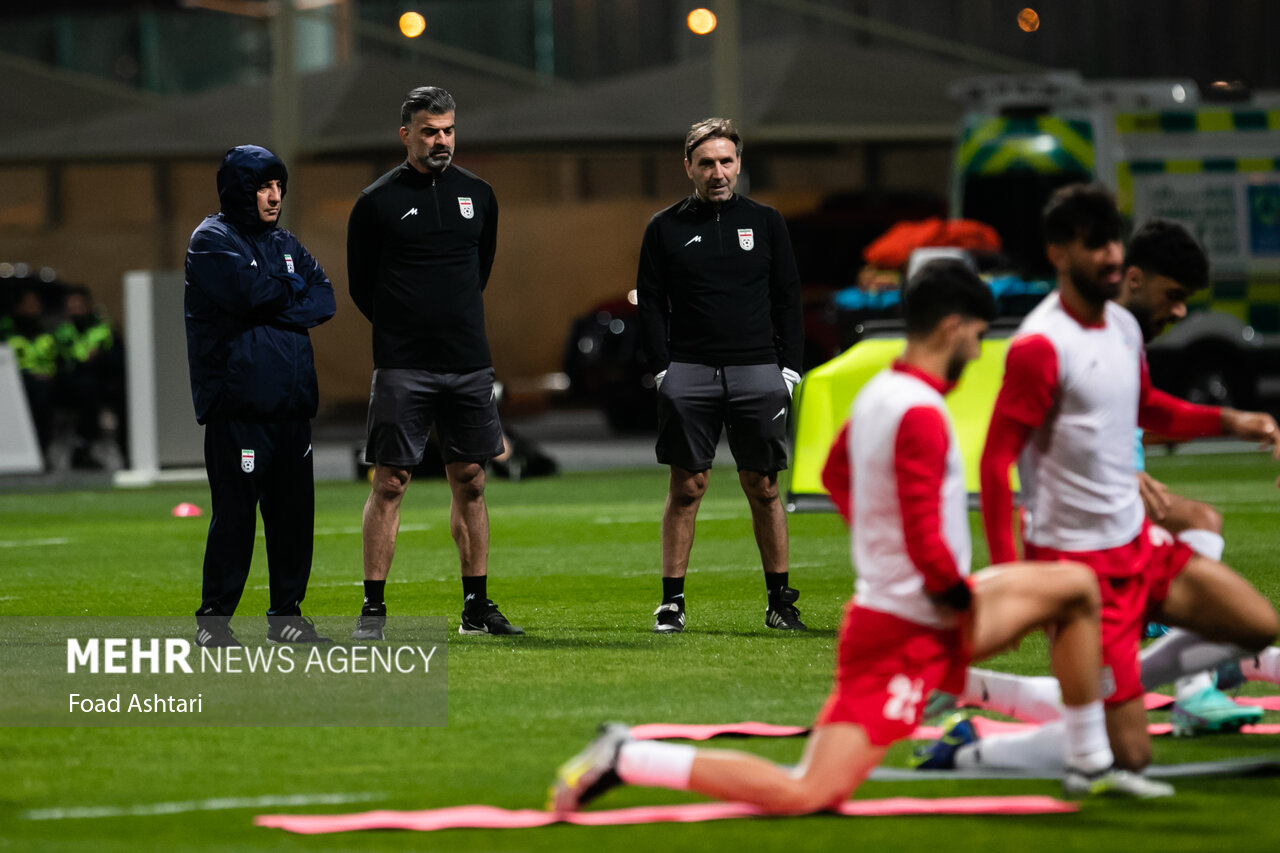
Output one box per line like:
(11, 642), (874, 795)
(4, 287), (58, 466)
(54, 285), (127, 470)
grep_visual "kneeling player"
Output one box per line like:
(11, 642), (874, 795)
(550, 261), (1170, 814)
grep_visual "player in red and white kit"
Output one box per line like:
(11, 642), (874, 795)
(550, 260), (1166, 814)
(968, 185), (1279, 777)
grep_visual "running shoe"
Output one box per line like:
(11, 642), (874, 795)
(653, 601), (686, 634)
(765, 586), (807, 630)
(548, 723), (632, 812)
(1170, 685), (1263, 736)
(1062, 766), (1175, 799)
(460, 599), (524, 635)
(910, 712), (977, 770)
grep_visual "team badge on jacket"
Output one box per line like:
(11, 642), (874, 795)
(738, 228), (754, 251)
(241, 449), (255, 473)
(284, 253), (295, 273)
(458, 197), (474, 219)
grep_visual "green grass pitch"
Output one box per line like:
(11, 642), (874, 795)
(3, 451), (1280, 851)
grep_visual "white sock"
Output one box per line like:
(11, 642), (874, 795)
(1140, 629), (1246, 688)
(1174, 670), (1215, 702)
(963, 668), (1064, 723)
(1241, 647), (1280, 686)
(955, 721), (1066, 771)
(1060, 701), (1114, 773)
(1176, 528), (1225, 561)
(616, 740), (696, 790)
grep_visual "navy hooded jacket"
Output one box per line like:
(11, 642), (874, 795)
(185, 145), (336, 424)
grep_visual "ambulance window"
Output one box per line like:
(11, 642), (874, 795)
(962, 171), (1090, 278)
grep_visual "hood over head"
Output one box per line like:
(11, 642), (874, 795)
(216, 145), (288, 232)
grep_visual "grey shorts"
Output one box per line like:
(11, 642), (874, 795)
(365, 367), (504, 467)
(655, 362), (790, 473)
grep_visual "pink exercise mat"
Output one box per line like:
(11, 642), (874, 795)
(256, 795), (1077, 834)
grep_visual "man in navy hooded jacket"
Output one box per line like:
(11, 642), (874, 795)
(185, 144), (336, 647)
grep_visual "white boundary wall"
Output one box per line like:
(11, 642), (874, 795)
(114, 270), (204, 486)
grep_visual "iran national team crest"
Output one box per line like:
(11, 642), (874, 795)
(240, 449), (255, 474)
(284, 253), (295, 274)
(737, 228), (754, 251)
(458, 197), (474, 219)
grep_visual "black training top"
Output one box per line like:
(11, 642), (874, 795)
(347, 162), (498, 372)
(636, 193), (803, 374)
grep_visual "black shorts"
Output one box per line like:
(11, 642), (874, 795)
(655, 361), (790, 473)
(365, 367), (504, 467)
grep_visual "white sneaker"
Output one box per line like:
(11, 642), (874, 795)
(1063, 766), (1175, 799)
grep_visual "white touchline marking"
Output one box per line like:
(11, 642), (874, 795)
(289, 523), (433, 537)
(23, 791), (385, 821)
(0, 537), (69, 548)
(592, 511), (745, 524)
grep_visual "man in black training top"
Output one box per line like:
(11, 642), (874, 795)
(636, 117), (805, 634)
(185, 144), (336, 647)
(347, 86), (521, 639)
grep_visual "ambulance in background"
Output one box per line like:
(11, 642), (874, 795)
(950, 71), (1280, 409)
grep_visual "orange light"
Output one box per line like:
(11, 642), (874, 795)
(687, 8), (717, 35)
(399, 11), (426, 38)
(1017, 7), (1039, 32)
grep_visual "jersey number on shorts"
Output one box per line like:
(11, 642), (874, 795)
(883, 674), (926, 725)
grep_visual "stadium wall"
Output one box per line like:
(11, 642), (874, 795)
(0, 143), (951, 412)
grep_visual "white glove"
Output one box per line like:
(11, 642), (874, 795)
(781, 367), (801, 398)
(654, 369), (667, 390)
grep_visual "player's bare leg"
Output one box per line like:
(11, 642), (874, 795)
(687, 724), (886, 814)
(1104, 697), (1153, 770)
(738, 470), (787, 575)
(662, 467), (708, 579)
(362, 465), (411, 582)
(353, 465), (411, 640)
(447, 460), (522, 634)
(446, 461), (490, 578)
(1157, 494), (1222, 537)
(654, 467), (708, 632)
(551, 722), (886, 815)
(1156, 556), (1278, 652)
(967, 562), (1101, 707)
(740, 469), (805, 629)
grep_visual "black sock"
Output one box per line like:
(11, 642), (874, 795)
(662, 576), (685, 604)
(765, 571), (789, 597)
(363, 580), (386, 609)
(462, 575), (487, 609)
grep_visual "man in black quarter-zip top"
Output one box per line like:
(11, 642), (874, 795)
(636, 117), (806, 635)
(347, 86), (521, 640)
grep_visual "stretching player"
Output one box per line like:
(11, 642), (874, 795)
(550, 261), (1170, 814)
(923, 219), (1271, 737)
(917, 186), (1278, 777)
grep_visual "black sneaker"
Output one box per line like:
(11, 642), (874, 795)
(765, 586), (807, 630)
(351, 604), (386, 641)
(459, 599), (524, 635)
(652, 600), (685, 634)
(266, 614), (333, 644)
(195, 615), (242, 648)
